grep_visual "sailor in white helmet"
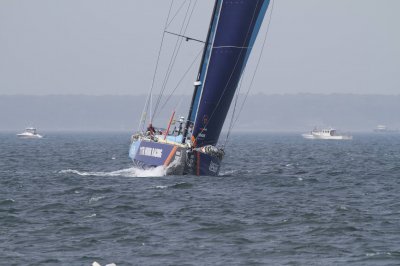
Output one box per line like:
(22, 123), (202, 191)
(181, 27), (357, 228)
(178, 116), (185, 135)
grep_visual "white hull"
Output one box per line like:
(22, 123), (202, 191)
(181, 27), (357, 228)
(302, 133), (352, 140)
(17, 133), (43, 139)
(302, 127), (352, 140)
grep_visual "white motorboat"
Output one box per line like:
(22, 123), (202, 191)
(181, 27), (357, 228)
(17, 127), (43, 139)
(374, 125), (388, 132)
(302, 128), (352, 140)
(373, 125), (399, 133)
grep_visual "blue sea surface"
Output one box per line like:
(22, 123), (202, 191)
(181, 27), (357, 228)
(0, 132), (399, 265)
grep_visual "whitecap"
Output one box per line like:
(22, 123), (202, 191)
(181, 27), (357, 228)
(218, 170), (238, 176)
(92, 262), (116, 266)
(365, 251), (391, 257)
(0, 198), (15, 204)
(85, 213), (96, 218)
(154, 185), (168, 189)
(89, 196), (104, 203)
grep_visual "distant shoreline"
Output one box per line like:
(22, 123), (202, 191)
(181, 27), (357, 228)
(1, 94), (399, 132)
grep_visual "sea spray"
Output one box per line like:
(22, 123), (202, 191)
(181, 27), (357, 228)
(59, 166), (167, 178)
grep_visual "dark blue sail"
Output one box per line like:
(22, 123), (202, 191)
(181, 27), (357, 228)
(189, 0), (270, 147)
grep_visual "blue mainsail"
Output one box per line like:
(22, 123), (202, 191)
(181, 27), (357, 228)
(187, 0), (270, 147)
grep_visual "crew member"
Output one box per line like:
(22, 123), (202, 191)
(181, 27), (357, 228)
(178, 116), (184, 135)
(147, 123), (155, 135)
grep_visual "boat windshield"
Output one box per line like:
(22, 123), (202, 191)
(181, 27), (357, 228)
(26, 128), (36, 134)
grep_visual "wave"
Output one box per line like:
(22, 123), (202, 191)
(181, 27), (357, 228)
(149, 181), (193, 190)
(218, 170), (239, 177)
(92, 261), (116, 266)
(0, 198), (15, 205)
(89, 196), (105, 203)
(84, 213), (97, 218)
(59, 166), (167, 178)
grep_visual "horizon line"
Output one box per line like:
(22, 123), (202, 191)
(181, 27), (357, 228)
(0, 93), (399, 97)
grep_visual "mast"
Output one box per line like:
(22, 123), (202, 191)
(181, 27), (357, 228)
(182, 0), (221, 144)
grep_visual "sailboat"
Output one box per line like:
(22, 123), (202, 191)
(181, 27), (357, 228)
(129, 0), (272, 176)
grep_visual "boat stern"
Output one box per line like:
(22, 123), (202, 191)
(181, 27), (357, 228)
(129, 138), (186, 175)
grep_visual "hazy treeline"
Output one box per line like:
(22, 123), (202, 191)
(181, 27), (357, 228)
(0, 94), (399, 132)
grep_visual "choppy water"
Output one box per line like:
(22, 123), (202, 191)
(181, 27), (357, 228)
(1, 132), (399, 265)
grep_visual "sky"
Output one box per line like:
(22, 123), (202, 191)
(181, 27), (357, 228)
(0, 0), (399, 96)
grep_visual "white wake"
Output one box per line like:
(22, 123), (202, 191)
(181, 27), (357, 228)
(59, 166), (167, 177)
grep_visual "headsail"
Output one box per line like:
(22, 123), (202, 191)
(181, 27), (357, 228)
(186, 0), (271, 147)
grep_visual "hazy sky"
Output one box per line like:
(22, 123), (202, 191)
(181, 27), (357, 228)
(1, 0), (399, 96)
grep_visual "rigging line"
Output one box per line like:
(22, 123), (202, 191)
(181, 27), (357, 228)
(195, 0), (262, 143)
(157, 48), (203, 116)
(137, 88), (152, 132)
(159, 0), (199, 107)
(164, 31), (205, 44)
(226, 0), (275, 142)
(166, 0), (189, 29)
(142, 0), (174, 127)
(224, 69), (247, 146)
(231, 0), (275, 131)
(152, 0), (192, 122)
(175, 97), (184, 114)
(159, 0), (197, 97)
(225, 60), (249, 145)
(152, 0), (198, 122)
(138, 0), (174, 130)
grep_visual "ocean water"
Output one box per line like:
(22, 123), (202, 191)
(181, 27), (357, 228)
(0, 132), (399, 265)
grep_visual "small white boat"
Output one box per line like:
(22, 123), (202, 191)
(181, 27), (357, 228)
(374, 125), (388, 132)
(302, 128), (352, 140)
(17, 127), (43, 139)
(373, 125), (399, 133)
